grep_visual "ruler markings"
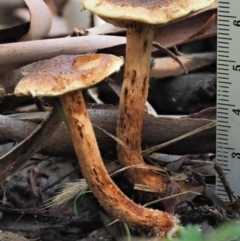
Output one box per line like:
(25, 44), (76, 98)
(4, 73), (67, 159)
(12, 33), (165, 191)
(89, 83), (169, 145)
(218, 24), (230, 27)
(219, 158), (227, 163)
(218, 47), (229, 50)
(222, 168), (231, 172)
(218, 33), (230, 36)
(218, 51), (229, 54)
(218, 93), (229, 96)
(218, 121), (229, 124)
(218, 72), (229, 75)
(217, 154), (228, 158)
(219, 86), (229, 89)
(218, 37), (232, 40)
(217, 125), (231, 128)
(216, 189), (228, 193)
(218, 19), (230, 22)
(223, 147), (234, 150)
(217, 0), (240, 199)
(217, 112), (228, 115)
(218, 55), (229, 57)
(218, 78), (230, 80)
(218, 59), (235, 62)
(218, 135), (228, 138)
(218, 103), (234, 107)
(218, 63), (230, 66)
(217, 138), (229, 141)
(218, 15), (236, 18)
(218, 41), (229, 44)
(216, 190), (226, 193)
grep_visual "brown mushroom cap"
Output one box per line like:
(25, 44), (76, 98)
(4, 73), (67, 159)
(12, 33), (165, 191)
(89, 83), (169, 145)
(14, 54), (123, 97)
(82, 0), (215, 26)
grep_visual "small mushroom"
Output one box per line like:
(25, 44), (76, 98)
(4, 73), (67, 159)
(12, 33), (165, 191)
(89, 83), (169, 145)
(14, 54), (178, 235)
(82, 0), (215, 193)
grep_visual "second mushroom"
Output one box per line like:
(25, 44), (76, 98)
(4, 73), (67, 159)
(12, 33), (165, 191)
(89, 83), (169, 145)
(82, 0), (215, 195)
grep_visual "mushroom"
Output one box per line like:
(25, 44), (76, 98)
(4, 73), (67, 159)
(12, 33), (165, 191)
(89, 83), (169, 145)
(14, 54), (178, 235)
(81, 0), (215, 193)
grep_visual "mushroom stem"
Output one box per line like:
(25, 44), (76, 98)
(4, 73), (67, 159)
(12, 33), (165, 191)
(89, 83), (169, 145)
(117, 27), (168, 193)
(60, 89), (176, 235)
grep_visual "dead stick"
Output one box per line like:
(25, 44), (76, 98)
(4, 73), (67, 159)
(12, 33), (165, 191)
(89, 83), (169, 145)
(0, 103), (62, 181)
(214, 162), (235, 203)
(0, 108), (216, 155)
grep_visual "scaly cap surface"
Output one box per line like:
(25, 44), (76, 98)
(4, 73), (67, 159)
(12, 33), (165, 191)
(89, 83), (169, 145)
(14, 54), (123, 97)
(82, 0), (215, 26)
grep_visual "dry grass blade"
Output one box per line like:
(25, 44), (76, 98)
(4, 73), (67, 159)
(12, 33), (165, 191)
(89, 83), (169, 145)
(93, 123), (130, 151)
(143, 191), (201, 207)
(142, 121), (216, 155)
(111, 163), (167, 177)
(44, 179), (88, 208)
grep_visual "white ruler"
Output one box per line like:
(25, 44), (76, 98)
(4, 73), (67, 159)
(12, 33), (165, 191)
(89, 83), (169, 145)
(216, 0), (240, 199)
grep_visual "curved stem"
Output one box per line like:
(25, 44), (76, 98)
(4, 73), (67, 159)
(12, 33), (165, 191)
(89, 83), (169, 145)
(60, 90), (176, 235)
(117, 27), (167, 193)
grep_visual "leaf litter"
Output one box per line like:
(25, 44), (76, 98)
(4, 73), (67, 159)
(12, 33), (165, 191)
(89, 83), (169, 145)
(1, 1), (240, 241)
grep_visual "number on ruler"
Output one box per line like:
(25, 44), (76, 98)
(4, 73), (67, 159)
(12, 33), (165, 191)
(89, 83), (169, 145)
(233, 20), (240, 27)
(233, 109), (240, 115)
(233, 65), (240, 71)
(232, 152), (240, 159)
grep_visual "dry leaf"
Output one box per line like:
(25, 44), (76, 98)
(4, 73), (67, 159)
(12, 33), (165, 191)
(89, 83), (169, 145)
(21, 0), (52, 41)
(0, 0), (52, 43)
(189, 14), (217, 39)
(154, 10), (217, 48)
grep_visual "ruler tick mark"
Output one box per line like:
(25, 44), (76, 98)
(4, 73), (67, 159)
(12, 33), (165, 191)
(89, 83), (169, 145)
(218, 15), (236, 18)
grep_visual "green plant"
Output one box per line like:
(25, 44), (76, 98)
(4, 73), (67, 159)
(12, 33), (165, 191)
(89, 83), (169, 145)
(163, 221), (240, 241)
(72, 190), (92, 216)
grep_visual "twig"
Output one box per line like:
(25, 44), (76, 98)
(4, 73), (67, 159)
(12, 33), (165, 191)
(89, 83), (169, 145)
(0, 101), (62, 181)
(142, 121), (216, 155)
(214, 162), (235, 203)
(143, 191), (201, 207)
(152, 41), (188, 74)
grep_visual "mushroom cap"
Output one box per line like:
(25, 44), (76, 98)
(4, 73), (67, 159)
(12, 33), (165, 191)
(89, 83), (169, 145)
(82, 0), (215, 26)
(14, 54), (124, 97)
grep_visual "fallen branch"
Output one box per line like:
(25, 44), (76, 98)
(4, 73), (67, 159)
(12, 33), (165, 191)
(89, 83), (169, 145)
(0, 106), (216, 155)
(0, 35), (126, 72)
